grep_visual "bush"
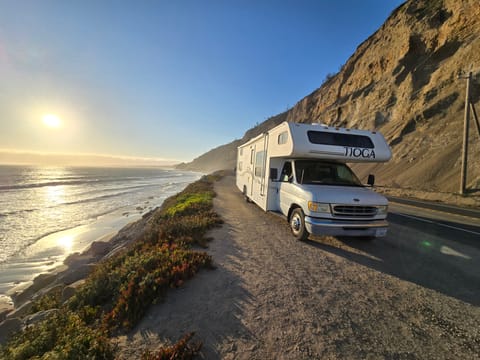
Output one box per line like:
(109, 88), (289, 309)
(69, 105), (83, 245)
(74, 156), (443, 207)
(1, 310), (114, 360)
(141, 333), (202, 360)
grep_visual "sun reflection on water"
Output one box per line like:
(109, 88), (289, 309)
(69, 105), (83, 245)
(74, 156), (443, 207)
(45, 185), (65, 205)
(57, 235), (73, 251)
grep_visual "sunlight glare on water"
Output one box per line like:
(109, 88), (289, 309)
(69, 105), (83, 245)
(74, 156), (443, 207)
(45, 184), (65, 205)
(57, 235), (74, 252)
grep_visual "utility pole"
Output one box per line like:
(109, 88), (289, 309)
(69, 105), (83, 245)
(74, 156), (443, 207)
(460, 71), (472, 195)
(471, 102), (480, 138)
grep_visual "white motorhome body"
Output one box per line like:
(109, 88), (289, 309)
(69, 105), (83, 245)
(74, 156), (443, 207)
(236, 122), (392, 240)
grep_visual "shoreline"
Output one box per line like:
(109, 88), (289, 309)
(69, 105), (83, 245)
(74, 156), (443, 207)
(0, 170), (203, 329)
(0, 211), (147, 316)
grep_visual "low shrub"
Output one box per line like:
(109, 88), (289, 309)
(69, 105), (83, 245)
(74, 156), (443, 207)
(1, 310), (114, 360)
(141, 332), (202, 360)
(29, 286), (63, 314)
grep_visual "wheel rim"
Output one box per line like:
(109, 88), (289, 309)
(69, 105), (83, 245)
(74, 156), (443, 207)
(291, 213), (301, 234)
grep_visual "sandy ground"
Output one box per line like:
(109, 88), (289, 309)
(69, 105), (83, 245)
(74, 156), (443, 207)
(376, 186), (480, 209)
(115, 176), (480, 359)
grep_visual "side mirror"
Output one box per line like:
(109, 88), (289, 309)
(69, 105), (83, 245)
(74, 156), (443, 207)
(270, 168), (278, 181)
(367, 174), (375, 186)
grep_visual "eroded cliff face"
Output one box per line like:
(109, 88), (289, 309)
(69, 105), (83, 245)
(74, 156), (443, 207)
(180, 0), (480, 192)
(286, 0), (480, 191)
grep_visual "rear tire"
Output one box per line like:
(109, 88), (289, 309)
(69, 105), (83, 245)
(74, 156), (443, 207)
(290, 208), (309, 241)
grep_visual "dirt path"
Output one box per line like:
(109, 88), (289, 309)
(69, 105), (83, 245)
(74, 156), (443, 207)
(117, 176), (480, 359)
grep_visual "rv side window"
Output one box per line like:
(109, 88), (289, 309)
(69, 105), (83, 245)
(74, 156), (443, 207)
(254, 151), (265, 177)
(278, 131), (288, 145)
(307, 131), (374, 148)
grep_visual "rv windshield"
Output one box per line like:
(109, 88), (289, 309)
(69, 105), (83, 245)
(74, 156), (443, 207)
(294, 160), (363, 186)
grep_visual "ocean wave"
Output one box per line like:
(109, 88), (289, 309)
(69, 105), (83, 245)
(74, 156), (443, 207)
(0, 175), (164, 191)
(69, 182), (160, 198)
(0, 183), (163, 218)
(0, 179), (102, 191)
(0, 208), (37, 217)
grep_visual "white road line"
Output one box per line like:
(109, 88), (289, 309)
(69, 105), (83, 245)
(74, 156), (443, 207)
(394, 212), (480, 236)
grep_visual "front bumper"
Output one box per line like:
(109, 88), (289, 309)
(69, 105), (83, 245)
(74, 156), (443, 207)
(304, 216), (388, 237)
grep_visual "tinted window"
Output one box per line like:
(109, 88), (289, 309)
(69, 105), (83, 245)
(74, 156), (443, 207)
(307, 131), (374, 148)
(278, 131), (288, 145)
(294, 160), (362, 186)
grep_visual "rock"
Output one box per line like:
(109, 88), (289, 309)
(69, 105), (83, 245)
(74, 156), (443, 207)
(0, 295), (14, 323)
(6, 301), (33, 320)
(33, 273), (57, 291)
(0, 308), (12, 323)
(0, 318), (22, 345)
(6, 282), (32, 308)
(62, 286), (76, 303)
(88, 241), (112, 257)
(9, 273), (59, 307)
(64, 252), (94, 267)
(59, 264), (96, 285)
(24, 309), (59, 326)
(61, 279), (85, 303)
(32, 284), (64, 302)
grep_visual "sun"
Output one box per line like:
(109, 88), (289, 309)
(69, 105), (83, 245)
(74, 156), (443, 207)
(42, 114), (62, 128)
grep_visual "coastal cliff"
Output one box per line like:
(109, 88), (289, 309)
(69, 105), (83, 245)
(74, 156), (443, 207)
(179, 0), (480, 193)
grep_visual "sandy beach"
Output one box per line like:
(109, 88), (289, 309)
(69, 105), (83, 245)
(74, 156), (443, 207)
(0, 211), (144, 314)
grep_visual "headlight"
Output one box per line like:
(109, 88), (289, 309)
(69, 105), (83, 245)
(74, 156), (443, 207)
(308, 201), (331, 213)
(377, 205), (388, 215)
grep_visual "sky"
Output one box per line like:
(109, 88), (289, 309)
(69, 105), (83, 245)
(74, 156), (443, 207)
(0, 0), (404, 165)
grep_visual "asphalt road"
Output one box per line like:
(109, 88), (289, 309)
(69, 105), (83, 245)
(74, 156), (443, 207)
(387, 195), (480, 219)
(332, 199), (480, 306)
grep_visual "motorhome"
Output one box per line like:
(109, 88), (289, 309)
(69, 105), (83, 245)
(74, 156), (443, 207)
(236, 121), (392, 240)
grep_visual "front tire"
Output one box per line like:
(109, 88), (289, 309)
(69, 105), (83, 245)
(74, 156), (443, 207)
(290, 208), (309, 241)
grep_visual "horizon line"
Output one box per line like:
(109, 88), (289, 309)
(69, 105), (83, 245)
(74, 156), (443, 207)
(0, 149), (184, 167)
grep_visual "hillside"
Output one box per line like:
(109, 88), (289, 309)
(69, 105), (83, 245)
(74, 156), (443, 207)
(178, 0), (480, 193)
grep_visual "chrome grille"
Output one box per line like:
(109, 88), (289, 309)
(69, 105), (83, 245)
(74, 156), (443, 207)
(332, 204), (377, 217)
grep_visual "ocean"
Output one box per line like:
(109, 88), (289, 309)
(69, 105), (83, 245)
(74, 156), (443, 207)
(0, 165), (200, 299)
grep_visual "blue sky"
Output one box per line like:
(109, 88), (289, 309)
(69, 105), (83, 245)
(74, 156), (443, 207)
(0, 0), (404, 164)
